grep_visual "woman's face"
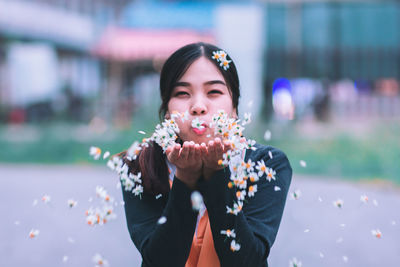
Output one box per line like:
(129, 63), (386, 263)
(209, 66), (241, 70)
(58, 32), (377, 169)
(167, 56), (236, 144)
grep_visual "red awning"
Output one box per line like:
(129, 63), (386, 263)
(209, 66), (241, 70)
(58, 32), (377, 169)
(91, 27), (216, 62)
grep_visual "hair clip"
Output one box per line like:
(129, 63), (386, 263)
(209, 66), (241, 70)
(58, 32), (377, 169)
(212, 50), (231, 70)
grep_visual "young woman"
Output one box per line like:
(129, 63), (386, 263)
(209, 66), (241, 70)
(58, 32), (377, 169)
(120, 42), (292, 267)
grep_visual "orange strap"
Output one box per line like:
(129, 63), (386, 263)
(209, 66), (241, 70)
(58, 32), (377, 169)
(186, 210), (220, 267)
(168, 178), (220, 267)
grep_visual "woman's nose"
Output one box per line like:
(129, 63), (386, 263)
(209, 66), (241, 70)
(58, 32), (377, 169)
(190, 101), (207, 115)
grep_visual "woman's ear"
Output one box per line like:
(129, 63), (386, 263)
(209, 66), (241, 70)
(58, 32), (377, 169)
(165, 111), (170, 120)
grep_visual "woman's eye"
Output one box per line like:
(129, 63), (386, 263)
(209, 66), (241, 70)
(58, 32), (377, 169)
(174, 91), (189, 97)
(208, 90), (223, 95)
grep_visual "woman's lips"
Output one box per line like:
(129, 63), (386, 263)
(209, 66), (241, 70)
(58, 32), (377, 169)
(192, 124), (208, 135)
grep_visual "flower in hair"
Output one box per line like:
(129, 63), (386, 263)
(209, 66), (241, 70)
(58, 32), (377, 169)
(212, 50), (231, 71)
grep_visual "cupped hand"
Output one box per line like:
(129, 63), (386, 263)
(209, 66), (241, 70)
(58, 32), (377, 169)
(201, 137), (232, 180)
(165, 141), (203, 188)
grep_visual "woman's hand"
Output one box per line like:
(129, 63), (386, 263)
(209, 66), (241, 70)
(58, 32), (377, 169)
(165, 141), (203, 188)
(201, 137), (232, 180)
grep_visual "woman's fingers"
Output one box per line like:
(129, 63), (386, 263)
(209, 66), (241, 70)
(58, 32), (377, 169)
(200, 142), (208, 158)
(214, 137), (223, 155)
(167, 143), (181, 163)
(179, 141), (190, 160)
(223, 139), (232, 153)
(194, 143), (201, 159)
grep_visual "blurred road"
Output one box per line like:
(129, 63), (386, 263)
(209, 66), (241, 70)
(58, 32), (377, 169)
(1, 164), (399, 267)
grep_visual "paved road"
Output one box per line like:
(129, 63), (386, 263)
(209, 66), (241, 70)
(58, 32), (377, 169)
(1, 164), (399, 267)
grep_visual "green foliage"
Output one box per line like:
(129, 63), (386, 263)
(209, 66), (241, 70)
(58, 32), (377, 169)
(1, 119), (399, 185)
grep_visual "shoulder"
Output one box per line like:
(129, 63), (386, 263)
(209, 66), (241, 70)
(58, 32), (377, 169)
(246, 144), (291, 168)
(246, 143), (292, 183)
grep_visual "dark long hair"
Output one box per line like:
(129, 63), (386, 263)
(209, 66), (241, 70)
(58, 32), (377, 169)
(125, 42), (240, 195)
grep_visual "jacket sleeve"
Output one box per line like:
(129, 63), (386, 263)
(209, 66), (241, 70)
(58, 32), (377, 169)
(197, 146), (292, 267)
(122, 177), (198, 267)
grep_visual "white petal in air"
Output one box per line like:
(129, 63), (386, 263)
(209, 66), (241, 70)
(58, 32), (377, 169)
(157, 216), (167, 225)
(299, 160), (307, 167)
(103, 151), (110, 159)
(191, 191), (204, 211)
(263, 130), (271, 141)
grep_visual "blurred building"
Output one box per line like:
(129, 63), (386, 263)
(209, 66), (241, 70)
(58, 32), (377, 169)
(1, 0), (399, 126)
(0, 0), (130, 123)
(262, 0), (400, 121)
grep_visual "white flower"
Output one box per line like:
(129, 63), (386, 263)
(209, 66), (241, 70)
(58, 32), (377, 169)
(360, 194), (368, 204)
(89, 146), (102, 160)
(92, 253), (109, 267)
(123, 178), (135, 191)
(106, 156), (121, 171)
(212, 51), (222, 61)
(290, 189), (302, 200)
(248, 184), (257, 197)
(243, 159), (255, 172)
(256, 159), (268, 177)
(230, 240), (241, 252)
(226, 201), (243, 215)
(220, 59), (232, 70)
(191, 191), (204, 211)
(289, 257), (302, 267)
(29, 229), (40, 239)
(246, 139), (257, 151)
(95, 186), (108, 200)
(129, 172), (142, 183)
(191, 118), (205, 130)
(371, 229), (382, 238)
(67, 199), (78, 208)
(132, 185), (143, 196)
(127, 141), (142, 161)
(242, 112), (251, 125)
(236, 190), (246, 201)
(333, 198), (344, 208)
(41, 194), (51, 204)
(220, 229), (236, 238)
(248, 172), (259, 183)
(266, 167), (276, 182)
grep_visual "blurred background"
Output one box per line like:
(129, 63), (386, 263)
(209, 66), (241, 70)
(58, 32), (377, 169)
(1, 0), (399, 266)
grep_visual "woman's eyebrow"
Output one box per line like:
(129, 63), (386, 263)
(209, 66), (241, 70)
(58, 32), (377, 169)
(204, 80), (226, 86)
(174, 81), (191, 87)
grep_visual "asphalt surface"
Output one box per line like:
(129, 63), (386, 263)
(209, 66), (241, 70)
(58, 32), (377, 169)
(1, 164), (399, 267)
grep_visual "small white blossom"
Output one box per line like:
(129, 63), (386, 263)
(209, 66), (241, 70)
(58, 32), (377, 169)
(230, 240), (241, 252)
(371, 229), (382, 238)
(29, 229), (40, 239)
(220, 229), (236, 238)
(333, 199), (344, 208)
(132, 185), (143, 196)
(92, 253), (109, 267)
(289, 257), (302, 267)
(191, 191), (204, 211)
(89, 146), (102, 160)
(157, 216), (167, 225)
(67, 199), (78, 208)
